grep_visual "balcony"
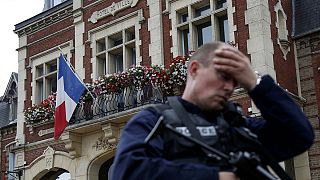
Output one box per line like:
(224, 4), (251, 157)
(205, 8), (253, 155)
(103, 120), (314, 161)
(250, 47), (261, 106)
(69, 85), (166, 125)
(24, 56), (189, 146)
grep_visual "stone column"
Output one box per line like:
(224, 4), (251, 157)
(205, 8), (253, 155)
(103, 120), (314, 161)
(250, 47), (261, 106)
(16, 35), (27, 145)
(147, 0), (164, 65)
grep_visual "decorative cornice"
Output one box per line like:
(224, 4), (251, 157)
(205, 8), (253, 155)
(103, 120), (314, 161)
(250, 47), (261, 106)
(14, 7), (73, 37)
(12, 138), (58, 152)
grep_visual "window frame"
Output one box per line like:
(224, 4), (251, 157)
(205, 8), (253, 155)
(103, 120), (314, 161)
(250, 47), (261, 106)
(170, 0), (233, 57)
(89, 12), (142, 80)
(30, 47), (72, 105)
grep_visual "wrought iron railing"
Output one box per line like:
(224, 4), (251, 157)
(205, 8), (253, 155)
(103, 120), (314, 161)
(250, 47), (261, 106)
(69, 85), (166, 124)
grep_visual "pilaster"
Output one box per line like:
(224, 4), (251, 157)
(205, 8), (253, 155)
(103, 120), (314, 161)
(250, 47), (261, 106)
(245, 0), (275, 115)
(73, 1), (85, 80)
(245, 0), (275, 79)
(147, 0), (164, 65)
(16, 35), (27, 145)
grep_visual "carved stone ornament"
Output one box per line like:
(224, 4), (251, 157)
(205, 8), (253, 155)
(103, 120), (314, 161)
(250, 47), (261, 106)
(43, 146), (55, 170)
(89, 0), (139, 23)
(92, 136), (116, 151)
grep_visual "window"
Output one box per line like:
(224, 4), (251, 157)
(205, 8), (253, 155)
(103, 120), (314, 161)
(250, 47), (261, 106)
(96, 27), (136, 77)
(218, 15), (229, 42)
(176, 0), (229, 55)
(197, 21), (212, 46)
(216, 0), (227, 9)
(35, 59), (57, 103)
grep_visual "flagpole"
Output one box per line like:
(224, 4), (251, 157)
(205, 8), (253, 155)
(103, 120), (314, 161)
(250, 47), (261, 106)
(57, 47), (96, 100)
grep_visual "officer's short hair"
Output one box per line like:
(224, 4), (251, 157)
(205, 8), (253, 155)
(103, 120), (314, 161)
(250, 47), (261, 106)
(189, 41), (225, 67)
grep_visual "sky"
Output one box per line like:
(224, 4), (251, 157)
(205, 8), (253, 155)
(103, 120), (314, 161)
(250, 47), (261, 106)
(0, 1), (44, 95)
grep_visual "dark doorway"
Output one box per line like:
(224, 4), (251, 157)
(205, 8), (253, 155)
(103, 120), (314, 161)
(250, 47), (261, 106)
(99, 157), (114, 180)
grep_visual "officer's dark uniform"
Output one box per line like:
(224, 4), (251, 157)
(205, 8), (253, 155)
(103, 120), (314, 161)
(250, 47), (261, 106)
(111, 75), (314, 180)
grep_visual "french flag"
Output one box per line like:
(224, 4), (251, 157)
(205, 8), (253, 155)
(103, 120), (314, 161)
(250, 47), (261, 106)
(54, 54), (86, 140)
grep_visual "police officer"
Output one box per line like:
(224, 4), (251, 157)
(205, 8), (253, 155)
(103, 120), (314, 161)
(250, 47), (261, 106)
(111, 42), (314, 180)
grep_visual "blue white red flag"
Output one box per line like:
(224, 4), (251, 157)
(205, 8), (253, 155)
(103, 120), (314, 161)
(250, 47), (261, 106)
(54, 54), (86, 140)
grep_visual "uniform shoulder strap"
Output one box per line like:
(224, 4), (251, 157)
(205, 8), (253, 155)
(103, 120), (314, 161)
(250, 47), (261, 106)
(146, 103), (171, 115)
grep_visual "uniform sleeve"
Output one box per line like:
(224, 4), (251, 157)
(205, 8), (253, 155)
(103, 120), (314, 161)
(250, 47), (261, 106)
(111, 108), (219, 180)
(246, 75), (314, 161)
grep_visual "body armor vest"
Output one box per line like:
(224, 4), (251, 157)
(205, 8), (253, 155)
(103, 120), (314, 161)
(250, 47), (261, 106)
(147, 98), (292, 180)
(158, 105), (250, 170)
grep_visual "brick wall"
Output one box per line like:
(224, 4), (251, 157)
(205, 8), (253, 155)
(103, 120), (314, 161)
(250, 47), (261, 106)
(161, 0), (172, 67)
(25, 123), (54, 143)
(270, 0), (298, 93)
(233, 0), (249, 56)
(296, 32), (320, 180)
(0, 127), (16, 180)
(24, 143), (66, 165)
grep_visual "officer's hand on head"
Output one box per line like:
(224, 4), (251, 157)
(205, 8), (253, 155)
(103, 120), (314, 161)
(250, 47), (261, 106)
(213, 46), (257, 91)
(219, 172), (240, 180)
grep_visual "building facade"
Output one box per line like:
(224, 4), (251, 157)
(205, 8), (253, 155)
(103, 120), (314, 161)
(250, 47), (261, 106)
(293, 0), (320, 179)
(6, 0), (317, 179)
(0, 73), (18, 180)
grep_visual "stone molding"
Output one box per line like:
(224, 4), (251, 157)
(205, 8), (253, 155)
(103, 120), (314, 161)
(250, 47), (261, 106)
(89, 0), (139, 23)
(62, 132), (82, 158)
(274, 1), (290, 60)
(14, 7), (73, 37)
(43, 146), (55, 170)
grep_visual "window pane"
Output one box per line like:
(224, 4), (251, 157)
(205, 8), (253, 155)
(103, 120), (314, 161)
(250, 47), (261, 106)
(181, 13), (189, 23)
(37, 79), (44, 103)
(218, 15), (229, 42)
(97, 38), (106, 53)
(46, 61), (57, 74)
(127, 47), (136, 68)
(177, 7), (188, 24)
(109, 53), (123, 74)
(97, 56), (106, 77)
(197, 22), (212, 47)
(216, 0), (226, 9)
(181, 29), (190, 55)
(109, 32), (123, 48)
(8, 152), (15, 180)
(195, 5), (210, 17)
(36, 65), (44, 78)
(50, 77), (57, 93)
(132, 48), (136, 67)
(115, 55), (123, 73)
(126, 27), (135, 42)
(46, 75), (57, 98)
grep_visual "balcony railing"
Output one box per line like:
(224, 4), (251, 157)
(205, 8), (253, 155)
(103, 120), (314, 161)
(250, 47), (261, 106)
(69, 85), (167, 124)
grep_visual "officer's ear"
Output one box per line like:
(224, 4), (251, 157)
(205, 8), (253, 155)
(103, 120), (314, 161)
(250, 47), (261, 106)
(188, 60), (200, 78)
